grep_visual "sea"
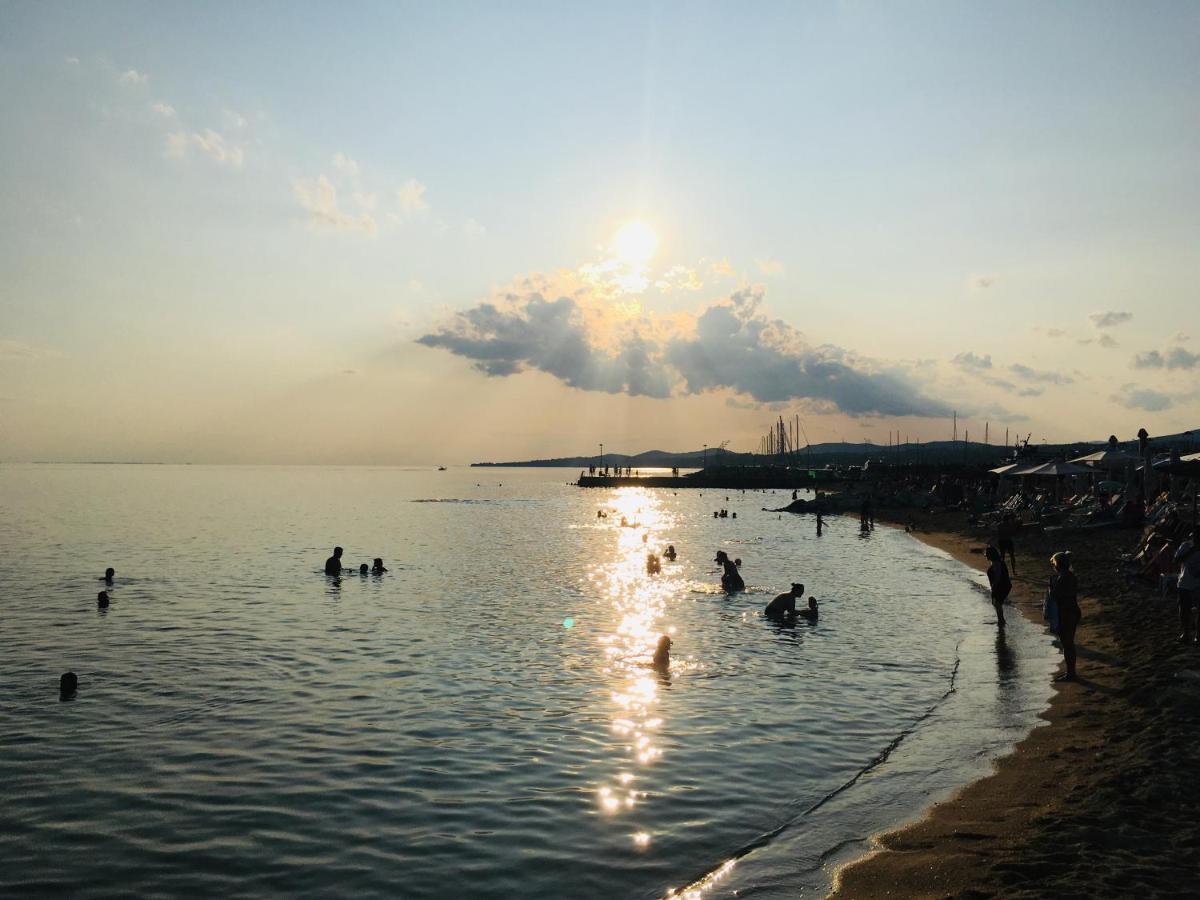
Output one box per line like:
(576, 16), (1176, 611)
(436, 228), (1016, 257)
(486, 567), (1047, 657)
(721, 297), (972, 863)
(0, 464), (1058, 898)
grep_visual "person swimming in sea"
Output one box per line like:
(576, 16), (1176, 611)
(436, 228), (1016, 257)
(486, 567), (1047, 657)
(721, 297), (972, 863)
(372, 558), (388, 575)
(60, 672), (78, 699)
(101, 567), (115, 584)
(664, 545), (677, 562)
(765, 583), (804, 617)
(651, 635), (671, 671)
(714, 550), (745, 592)
(324, 547), (344, 576)
(358, 563), (369, 575)
(646, 553), (661, 575)
(97, 590), (110, 608)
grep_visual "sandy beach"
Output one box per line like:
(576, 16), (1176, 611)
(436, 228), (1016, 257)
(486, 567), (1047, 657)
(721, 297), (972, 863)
(830, 510), (1200, 899)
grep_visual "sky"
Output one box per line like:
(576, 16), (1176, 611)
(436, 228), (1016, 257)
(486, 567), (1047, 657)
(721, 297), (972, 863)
(1, 1), (1197, 464)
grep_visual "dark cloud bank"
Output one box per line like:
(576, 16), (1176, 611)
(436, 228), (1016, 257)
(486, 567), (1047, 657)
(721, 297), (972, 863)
(418, 287), (952, 418)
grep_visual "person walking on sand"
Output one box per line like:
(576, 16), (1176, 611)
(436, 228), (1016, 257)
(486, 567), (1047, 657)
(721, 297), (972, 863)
(986, 545), (1012, 627)
(1049, 552), (1081, 681)
(1175, 527), (1199, 643)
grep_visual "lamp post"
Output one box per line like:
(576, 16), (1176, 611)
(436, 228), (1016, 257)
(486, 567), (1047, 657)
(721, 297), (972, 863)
(703, 443), (707, 470)
(600, 443), (604, 475)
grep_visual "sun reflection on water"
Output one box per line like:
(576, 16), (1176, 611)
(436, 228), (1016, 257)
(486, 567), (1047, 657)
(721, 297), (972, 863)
(589, 488), (695, 846)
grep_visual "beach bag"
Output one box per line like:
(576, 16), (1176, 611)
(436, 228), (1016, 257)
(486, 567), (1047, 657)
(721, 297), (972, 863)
(1043, 587), (1059, 634)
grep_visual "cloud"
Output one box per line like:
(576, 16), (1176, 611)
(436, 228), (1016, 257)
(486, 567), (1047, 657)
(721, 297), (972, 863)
(293, 175), (377, 235)
(397, 179), (428, 214)
(0, 338), (63, 361)
(951, 352), (1046, 396)
(756, 258), (784, 276)
(418, 279), (951, 417)
(1089, 310), (1132, 329)
(332, 152), (360, 178)
(970, 274), (999, 290)
(352, 191), (378, 211)
(462, 218), (486, 238)
(1111, 384), (1172, 412)
(1174, 332), (1190, 342)
(952, 351), (992, 370)
(1037, 326), (1067, 338)
(151, 102), (176, 117)
(655, 265), (703, 294)
(1132, 346), (1200, 371)
(1008, 363), (1073, 385)
(1097, 334), (1119, 349)
(708, 258), (734, 278)
(65, 56), (80, 65)
(166, 129), (244, 167)
(118, 68), (147, 86)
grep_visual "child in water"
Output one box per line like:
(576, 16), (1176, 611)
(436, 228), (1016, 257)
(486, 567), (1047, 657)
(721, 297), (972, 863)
(652, 635), (671, 670)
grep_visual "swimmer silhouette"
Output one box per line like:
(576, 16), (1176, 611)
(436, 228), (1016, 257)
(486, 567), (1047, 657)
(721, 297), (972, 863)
(372, 558), (388, 574)
(765, 583), (804, 617)
(324, 547), (344, 576)
(60, 672), (78, 700)
(101, 567), (115, 584)
(97, 590), (110, 608)
(796, 596), (819, 621)
(646, 553), (661, 575)
(358, 563), (369, 575)
(652, 635), (671, 671)
(714, 551), (745, 592)
(664, 545), (677, 562)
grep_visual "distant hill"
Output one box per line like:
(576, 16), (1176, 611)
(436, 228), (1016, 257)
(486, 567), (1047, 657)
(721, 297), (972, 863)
(472, 428), (1199, 469)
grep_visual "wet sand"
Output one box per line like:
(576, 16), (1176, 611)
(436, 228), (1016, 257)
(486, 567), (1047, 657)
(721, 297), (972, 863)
(830, 510), (1200, 899)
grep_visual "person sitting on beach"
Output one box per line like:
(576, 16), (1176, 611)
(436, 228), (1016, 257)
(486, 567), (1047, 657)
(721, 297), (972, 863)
(101, 567), (115, 584)
(765, 583), (804, 617)
(651, 635), (671, 671)
(324, 547), (344, 576)
(986, 545), (1012, 627)
(372, 557), (388, 575)
(664, 545), (677, 562)
(714, 551), (745, 592)
(1049, 551), (1081, 681)
(646, 553), (661, 575)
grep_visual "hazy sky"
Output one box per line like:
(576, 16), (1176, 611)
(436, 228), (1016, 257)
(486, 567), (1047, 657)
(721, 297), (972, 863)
(2, 1), (1197, 463)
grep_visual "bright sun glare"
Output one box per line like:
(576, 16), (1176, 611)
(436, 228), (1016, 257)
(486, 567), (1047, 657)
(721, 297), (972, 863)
(611, 221), (658, 266)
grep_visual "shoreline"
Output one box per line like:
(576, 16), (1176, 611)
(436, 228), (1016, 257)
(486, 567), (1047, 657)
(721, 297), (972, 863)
(827, 510), (1199, 898)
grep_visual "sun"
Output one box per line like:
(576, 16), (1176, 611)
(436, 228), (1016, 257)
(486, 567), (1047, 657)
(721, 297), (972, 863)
(611, 220), (658, 266)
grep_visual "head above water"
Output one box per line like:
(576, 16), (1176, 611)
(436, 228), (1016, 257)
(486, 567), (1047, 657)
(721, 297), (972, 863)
(791, 583), (805, 595)
(808, 597), (818, 610)
(714, 550), (729, 563)
(1051, 551), (1072, 572)
(97, 590), (110, 607)
(373, 558), (384, 568)
(104, 567), (115, 580)
(359, 563), (369, 574)
(333, 547), (344, 558)
(60, 672), (78, 697)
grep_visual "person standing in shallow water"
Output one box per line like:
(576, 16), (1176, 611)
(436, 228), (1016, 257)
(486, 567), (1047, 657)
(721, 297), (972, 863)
(324, 547), (344, 575)
(1049, 552), (1081, 681)
(985, 545), (1012, 627)
(714, 551), (744, 592)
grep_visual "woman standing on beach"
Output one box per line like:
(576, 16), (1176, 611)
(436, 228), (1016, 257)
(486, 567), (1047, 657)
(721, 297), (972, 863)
(1049, 552), (1081, 681)
(985, 546), (1012, 627)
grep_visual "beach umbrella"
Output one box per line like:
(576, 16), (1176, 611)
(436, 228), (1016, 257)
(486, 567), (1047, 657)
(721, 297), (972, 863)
(1019, 460), (1093, 477)
(1152, 452), (1200, 477)
(1069, 448), (1142, 468)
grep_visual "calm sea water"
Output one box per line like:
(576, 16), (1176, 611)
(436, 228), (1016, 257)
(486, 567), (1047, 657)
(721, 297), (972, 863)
(0, 465), (1057, 898)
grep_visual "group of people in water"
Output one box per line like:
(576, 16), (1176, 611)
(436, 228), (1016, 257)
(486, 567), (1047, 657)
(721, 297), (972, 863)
(324, 547), (389, 577)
